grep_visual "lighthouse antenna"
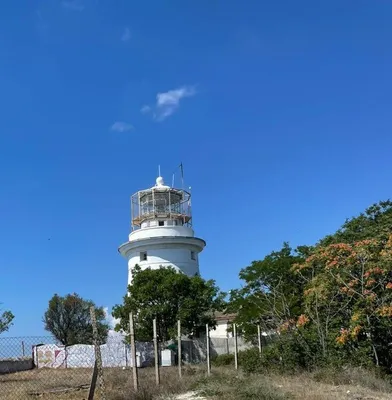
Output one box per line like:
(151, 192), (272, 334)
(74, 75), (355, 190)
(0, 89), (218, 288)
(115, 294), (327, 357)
(158, 165), (161, 177)
(180, 162), (184, 191)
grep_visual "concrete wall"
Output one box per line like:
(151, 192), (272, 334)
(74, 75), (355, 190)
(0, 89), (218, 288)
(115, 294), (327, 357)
(0, 358), (33, 374)
(210, 321), (234, 338)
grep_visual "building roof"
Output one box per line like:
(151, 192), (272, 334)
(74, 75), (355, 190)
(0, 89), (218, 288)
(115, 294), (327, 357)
(214, 312), (237, 322)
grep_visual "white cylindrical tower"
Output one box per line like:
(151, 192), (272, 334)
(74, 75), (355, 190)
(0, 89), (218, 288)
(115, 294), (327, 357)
(118, 175), (206, 285)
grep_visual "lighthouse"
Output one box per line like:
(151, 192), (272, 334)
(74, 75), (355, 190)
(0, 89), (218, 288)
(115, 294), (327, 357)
(118, 174), (206, 286)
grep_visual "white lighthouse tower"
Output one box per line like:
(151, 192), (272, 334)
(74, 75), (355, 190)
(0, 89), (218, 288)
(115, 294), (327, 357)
(118, 174), (206, 286)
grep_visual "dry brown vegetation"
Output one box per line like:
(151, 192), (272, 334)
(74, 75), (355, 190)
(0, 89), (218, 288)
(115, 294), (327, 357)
(198, 368), (392, 400)
(0, 366), (200, 400)
(0, 366), (392, 400)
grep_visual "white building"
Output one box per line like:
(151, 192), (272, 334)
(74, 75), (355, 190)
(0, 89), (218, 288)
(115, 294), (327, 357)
(118, 175), (206, 285)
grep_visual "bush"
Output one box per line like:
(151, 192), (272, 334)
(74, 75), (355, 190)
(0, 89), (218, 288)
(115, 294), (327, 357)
(198, 371), (291, 400)
(238, 347), (262, 373)
(212, 353), (235, 366)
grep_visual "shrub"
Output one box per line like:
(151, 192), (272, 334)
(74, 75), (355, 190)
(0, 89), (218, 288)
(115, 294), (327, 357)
(238, 347), (262, 373)
(212, 353), (235, 366)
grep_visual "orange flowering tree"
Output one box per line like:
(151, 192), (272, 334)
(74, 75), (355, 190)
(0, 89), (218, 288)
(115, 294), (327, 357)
(292, 236), (392, 368)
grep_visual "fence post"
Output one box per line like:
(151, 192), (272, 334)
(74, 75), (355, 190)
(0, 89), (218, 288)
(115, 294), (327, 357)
(21, 341), (25, 357)
(206, 323), (211, 376)
(90, 306), (106, 400)
(233, 323), (238, 370)
(88, 362), (98, 400)
(178, 320), (182, 378)
(257, 324), (262, 357)
(153, 318), (160, 385)
(129, 312), (139, 391)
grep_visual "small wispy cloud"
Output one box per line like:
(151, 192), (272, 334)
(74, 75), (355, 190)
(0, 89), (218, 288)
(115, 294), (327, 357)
(142, 85), (197, 122)
(110, 122), (133, 132)
(140, 105), (151, 114)
(61, 0), (84, 11)
(121, 27), (131, 42)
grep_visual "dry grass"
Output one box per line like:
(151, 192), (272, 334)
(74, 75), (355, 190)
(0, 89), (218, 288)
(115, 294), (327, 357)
(0, 366), (203, 400)
(105, 366), (202, 400)
(0, 368), (94, 399)
(196, 367), (392, 400)
(0, 365), (391, 400)
(266, 371), (392, 400)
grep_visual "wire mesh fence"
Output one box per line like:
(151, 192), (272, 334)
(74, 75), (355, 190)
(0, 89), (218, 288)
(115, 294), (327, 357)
(0, 336), (97, 398)
(0, 325), (257, 399)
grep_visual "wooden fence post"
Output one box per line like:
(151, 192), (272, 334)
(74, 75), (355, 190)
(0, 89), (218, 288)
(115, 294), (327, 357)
(153, 318), (160, 385)
(178, 320), (182, 378)
(90, 306), (106, 400)
(206, 323), (211, 376)
(129, 312), (139, 391)
(233, 323), (238, 370)
(88, 362), (98, 400)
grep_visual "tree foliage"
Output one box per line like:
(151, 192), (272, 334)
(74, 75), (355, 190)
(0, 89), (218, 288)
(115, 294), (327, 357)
(229, 200), (392, 372)
(320, 200), (392, 246)
(227, 243), (309, 339)
(112, 266), (226, 342)
(43, 293), (109, 346)
(293, 236), (392, 368)
(0, 306), (14, 335)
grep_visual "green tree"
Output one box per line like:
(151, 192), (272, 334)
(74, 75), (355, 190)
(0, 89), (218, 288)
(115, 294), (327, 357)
(320, 200), (392, 246)
(112, 266), (226, 342)
(43, 293), (109, 345)
(227, 243), (309, 339)
(0, 305), (14, 334)
(227, 200), (392, 371)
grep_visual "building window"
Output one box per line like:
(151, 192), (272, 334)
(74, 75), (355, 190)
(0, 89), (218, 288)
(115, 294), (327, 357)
(191, 251), (196, 260)
(140, 251), (147, 261)
(158, 221), (164, 226)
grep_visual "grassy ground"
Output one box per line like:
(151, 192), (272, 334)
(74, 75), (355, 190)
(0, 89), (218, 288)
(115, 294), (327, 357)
(0, 365), (391, 399)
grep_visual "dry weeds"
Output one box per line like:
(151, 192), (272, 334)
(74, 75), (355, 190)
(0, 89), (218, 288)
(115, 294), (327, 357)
(0, 365), (391, 399)
(195, 367), (392, 400)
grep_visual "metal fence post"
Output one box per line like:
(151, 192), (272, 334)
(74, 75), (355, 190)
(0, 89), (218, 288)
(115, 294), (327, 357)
(257, 323), (262, 357)
(129, 312), (139, 391)
(206, 323), (211, 376)
(153, 318), (160, 385)
(178, 320), (182, 378)
(233, 323), (238, 370)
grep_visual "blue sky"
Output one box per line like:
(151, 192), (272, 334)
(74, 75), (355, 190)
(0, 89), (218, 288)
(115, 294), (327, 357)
(1, 0), (392, 337)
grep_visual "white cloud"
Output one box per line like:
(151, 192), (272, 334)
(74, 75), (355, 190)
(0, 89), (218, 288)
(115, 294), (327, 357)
(110, 121), (133, 132)
(121, 27), (131, 42)
(61, 1), (84, 11)
(103, 307), (120, 329)
(142, 86), (196, 121)
(140, 105), (151, 114)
